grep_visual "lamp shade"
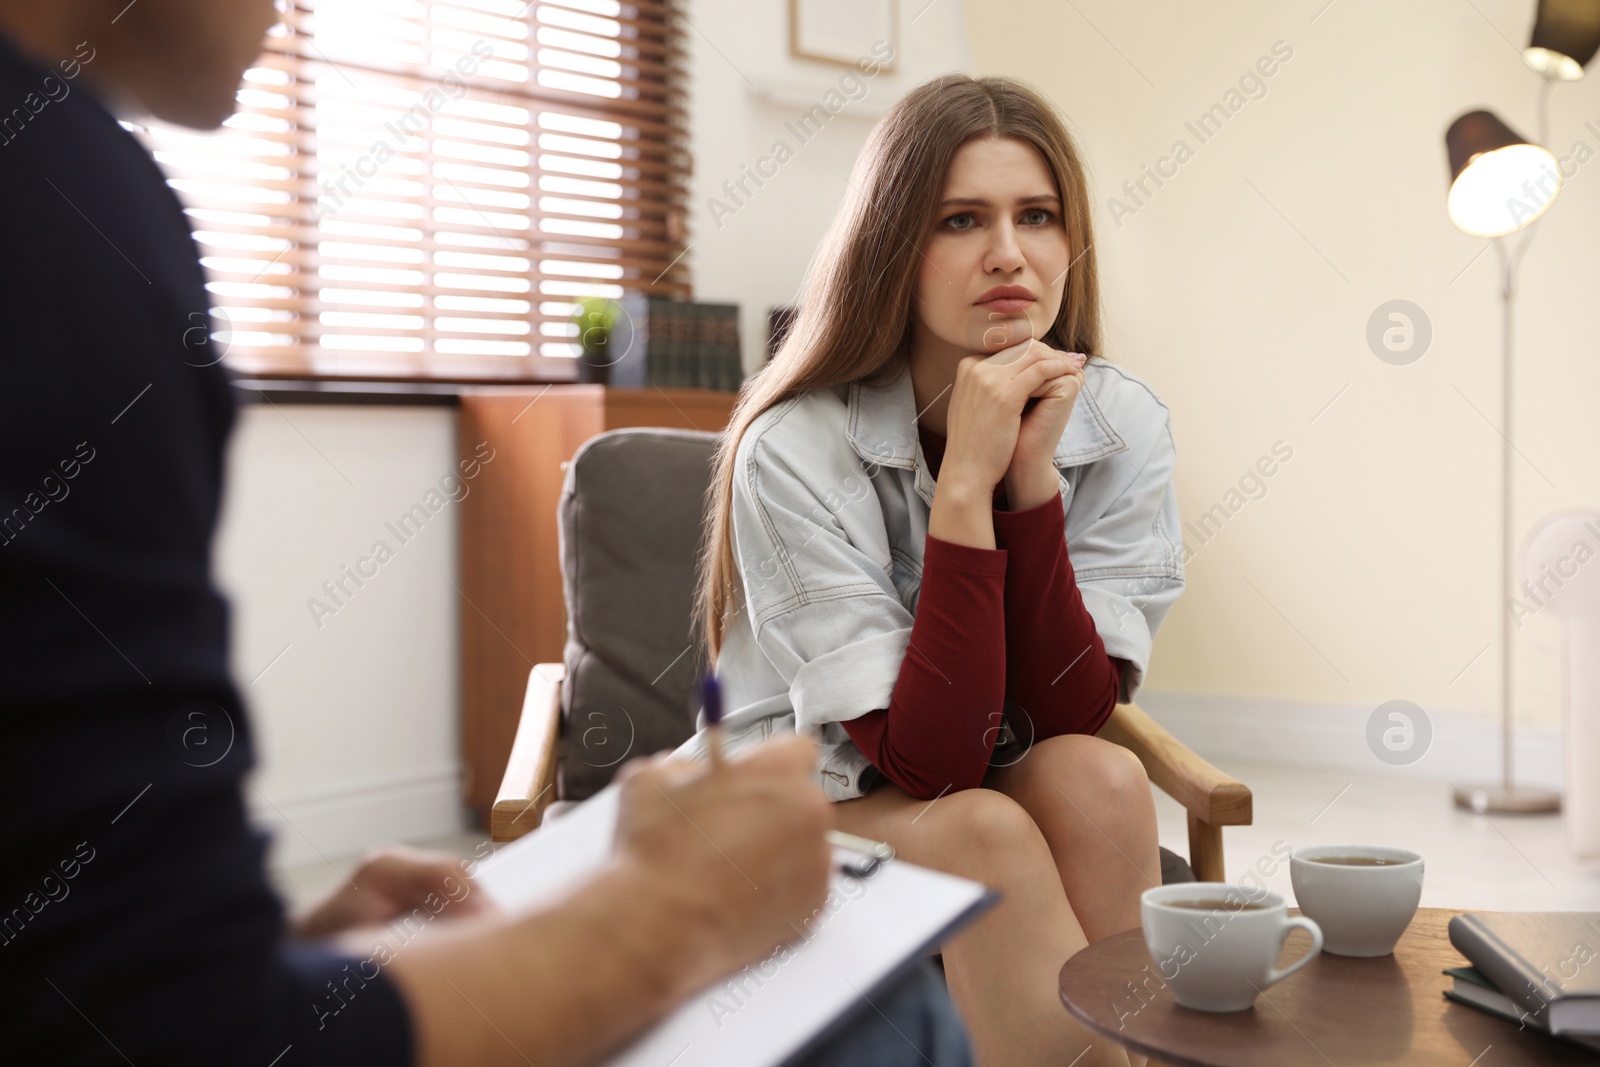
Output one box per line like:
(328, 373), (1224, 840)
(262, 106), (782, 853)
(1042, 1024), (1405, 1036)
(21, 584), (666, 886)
(1525, 0), (1600, 80)
(1444, 110), (1562, 237)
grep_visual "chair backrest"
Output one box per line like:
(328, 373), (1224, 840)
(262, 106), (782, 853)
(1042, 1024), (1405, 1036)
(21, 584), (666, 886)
(556, 427), (718, 799)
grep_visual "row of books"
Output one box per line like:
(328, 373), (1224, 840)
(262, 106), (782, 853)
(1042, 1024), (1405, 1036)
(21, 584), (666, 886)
(1445, 911), (1600, 1054)
(603, 295), (744, 392)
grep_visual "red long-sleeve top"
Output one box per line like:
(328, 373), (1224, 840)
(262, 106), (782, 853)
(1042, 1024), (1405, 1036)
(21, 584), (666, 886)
(840, 425), (1124, 800)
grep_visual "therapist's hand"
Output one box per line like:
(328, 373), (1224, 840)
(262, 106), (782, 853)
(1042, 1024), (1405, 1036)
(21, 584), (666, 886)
(611, 735), (833, 990)
(289, 844), (493, 942)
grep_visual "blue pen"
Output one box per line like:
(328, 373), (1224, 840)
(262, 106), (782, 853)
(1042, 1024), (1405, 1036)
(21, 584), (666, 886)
(700, 670), (723, 769)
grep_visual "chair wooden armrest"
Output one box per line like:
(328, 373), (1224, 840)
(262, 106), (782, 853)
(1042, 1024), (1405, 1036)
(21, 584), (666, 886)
(1098, 701), (1252, 882)
(491, 663), (565, 843)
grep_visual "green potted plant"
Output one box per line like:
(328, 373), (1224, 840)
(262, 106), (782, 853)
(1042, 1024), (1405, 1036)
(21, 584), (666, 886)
(571, 295), (623, 384)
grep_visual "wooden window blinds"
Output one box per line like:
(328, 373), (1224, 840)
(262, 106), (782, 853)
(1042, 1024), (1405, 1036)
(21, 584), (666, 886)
(123, 0), (690, 382)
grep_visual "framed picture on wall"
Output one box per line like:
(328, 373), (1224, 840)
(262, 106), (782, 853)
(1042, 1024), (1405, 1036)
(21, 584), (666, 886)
(789, 0), (897, 70)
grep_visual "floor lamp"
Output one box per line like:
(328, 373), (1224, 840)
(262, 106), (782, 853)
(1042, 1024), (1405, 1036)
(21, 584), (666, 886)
(1440, 0), (1600, 814)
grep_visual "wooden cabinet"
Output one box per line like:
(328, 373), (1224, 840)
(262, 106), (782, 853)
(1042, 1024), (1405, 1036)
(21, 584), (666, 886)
(456, 385), (738, 818)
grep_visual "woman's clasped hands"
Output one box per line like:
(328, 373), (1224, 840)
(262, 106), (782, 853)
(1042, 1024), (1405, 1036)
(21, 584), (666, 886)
(939, 338), (1087, 509)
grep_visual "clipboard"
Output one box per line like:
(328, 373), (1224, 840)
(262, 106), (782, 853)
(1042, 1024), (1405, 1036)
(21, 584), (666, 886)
(473, 784), (997, 1067)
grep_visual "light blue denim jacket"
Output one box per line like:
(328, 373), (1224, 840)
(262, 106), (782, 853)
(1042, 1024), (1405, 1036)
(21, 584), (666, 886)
(673, 356), (1185, 801)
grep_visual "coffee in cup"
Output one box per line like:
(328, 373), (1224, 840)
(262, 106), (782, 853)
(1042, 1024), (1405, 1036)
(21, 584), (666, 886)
(1161, 897), (1273, 910)
(1289, 844), (1423, 957)
(1140, 882), (1323, 1012)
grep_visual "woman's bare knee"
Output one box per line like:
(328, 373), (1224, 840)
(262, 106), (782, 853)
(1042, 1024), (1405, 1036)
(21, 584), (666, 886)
(832, 782), (1076, 891)
(999, 734), (1148, 806)
(900, 786), (1053, 876)
(1071, 736), (1148, 803)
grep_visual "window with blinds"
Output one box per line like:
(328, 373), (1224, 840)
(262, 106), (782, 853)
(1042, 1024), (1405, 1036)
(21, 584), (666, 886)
(125, 0), (689, 382)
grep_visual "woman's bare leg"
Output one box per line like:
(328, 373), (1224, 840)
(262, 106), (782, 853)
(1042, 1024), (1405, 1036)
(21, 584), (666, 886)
(833, 785), (1133, 1067)
(987, 734), (1162, 942)
(988, 734), (1164, 1067)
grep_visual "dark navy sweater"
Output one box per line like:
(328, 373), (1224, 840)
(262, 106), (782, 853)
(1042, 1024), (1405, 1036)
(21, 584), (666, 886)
(0, 29), (413, 1065)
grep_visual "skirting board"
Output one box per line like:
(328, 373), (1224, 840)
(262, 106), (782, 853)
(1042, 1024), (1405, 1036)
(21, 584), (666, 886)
(247, 765), (469, 871)
(1136, 691), (1566, 791)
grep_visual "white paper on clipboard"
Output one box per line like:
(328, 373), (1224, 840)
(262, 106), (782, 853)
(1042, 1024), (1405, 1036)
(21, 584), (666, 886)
(473, 784), (995, 1067)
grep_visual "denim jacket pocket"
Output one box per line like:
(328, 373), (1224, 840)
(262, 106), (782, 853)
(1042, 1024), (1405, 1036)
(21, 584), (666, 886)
(887, 547), (923, 612)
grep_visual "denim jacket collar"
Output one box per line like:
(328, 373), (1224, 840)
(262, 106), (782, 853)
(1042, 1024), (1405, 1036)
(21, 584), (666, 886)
(845, 358), (1128, 475)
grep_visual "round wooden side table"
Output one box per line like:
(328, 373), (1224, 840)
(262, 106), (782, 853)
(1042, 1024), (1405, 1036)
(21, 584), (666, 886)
(1059, 907), (1596, 1066)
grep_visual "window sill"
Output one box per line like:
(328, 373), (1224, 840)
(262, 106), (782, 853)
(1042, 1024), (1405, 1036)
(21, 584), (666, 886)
(233, 378), (474, 406)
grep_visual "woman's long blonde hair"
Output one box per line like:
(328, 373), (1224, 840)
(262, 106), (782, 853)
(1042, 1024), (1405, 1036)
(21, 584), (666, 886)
(690, 74), (1105, 665)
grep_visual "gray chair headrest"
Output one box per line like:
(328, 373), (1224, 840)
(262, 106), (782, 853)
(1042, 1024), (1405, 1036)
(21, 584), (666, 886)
(557, 427), (719, 798)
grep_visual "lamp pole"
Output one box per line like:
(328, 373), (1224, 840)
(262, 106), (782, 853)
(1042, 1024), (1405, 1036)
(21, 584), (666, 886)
(1450, 219), (1562, 814)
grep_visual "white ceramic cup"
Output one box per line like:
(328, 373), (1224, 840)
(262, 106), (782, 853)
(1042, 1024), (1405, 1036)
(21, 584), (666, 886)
(1289, 844), (1423, 957)
(1140, 882), (1323, 1012)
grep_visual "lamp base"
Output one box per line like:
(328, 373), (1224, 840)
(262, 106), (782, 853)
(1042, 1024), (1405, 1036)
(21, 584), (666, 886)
(1451, 782), (1562, 814)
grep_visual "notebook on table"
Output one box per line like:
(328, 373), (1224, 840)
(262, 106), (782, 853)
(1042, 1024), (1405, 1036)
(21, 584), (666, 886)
(1447, 912), (1600, 1036)
(1443, 966), (1600, 1054)
(473, 784), (997, 1067)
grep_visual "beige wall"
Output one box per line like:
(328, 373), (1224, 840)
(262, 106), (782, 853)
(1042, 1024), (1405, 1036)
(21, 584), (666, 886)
(216, 405), (467, 867)
(965, 0), (1600, 729)
(684, 0), (970, 367)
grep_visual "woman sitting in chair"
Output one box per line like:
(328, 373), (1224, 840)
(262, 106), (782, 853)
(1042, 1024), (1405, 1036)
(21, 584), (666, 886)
(682, 73), (1183, 1067)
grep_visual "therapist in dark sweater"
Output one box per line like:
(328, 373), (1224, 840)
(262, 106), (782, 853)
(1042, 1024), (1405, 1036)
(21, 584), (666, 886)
(0, 2), (973, 1064)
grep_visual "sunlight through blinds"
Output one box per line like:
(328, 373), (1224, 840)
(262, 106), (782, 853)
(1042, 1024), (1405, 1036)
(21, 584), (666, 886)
(124, 0), (689, 381)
